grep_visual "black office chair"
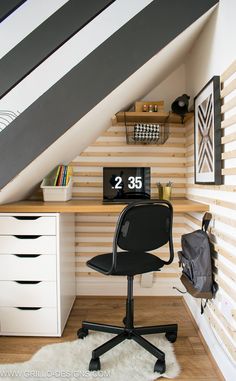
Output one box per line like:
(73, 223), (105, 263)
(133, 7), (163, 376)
(77, 200), (178, 374)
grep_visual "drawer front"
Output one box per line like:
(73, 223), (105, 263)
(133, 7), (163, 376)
(0, 307), (58, 335)
(0, 281), (57, 307)
(0, 255), (56, 281)
(0, 235), (56, 255)
(0, 216), (56, 235)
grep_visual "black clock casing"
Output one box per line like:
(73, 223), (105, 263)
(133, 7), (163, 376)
(103, 167), (150, 203)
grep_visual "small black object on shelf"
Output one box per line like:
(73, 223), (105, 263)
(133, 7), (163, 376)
(171, 94), (190, 123)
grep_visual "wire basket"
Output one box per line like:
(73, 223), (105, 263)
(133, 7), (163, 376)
(125, 123), (169, 145)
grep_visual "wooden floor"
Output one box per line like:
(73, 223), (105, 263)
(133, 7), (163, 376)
(0, 296), (223, 380)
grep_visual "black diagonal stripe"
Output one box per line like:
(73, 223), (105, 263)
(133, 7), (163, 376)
(0, 0), (27, 23)
(0, 0), (115, 99)
(0, 0), (219, 189)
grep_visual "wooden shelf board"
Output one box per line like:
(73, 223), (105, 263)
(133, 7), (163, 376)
(0, 199), (209, 214)
(115, 111), (193, 124)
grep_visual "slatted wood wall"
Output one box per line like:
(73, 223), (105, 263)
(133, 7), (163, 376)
(70, 61), (236, 362)
(185, 61), (236, 364)
(71, 123), (188, 296)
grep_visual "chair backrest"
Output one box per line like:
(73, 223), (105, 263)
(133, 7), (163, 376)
(114, 200), (173, 253)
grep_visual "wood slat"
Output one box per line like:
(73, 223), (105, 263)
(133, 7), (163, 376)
(221, 78), (236, 98)
(102, 131), (185, 138)
(212, 228), (236, 247)
(73, 172), (186, 178)
(212, 213), (236, 227)
(221, 60), (236, 83)
(218, 261), (236, 283)
(184, 213), (202, 227)
(222, 149), (236, 160)
(221, 95), (236, 114)
(218, 278), (236, 303)
(221, 114), (236, 129)
(72, 192), (186, 198)
(91, 141), (185, 148)
(186, 183), (236, 192)
(76, 231), (181, 238)
(205, 307), (236, 362)
(73, 181), (186, 188)
(72, 162), (186, 168)
(214, 198), (236, 210)
(222, 167), (236, 175)
(80, 151), (185, 157)
(221, 132), (236, 145)
(208, 301), (236, 337)
(107, 124), (185, 132)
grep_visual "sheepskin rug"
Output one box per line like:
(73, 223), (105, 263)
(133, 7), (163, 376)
(0, 332), (180, 381)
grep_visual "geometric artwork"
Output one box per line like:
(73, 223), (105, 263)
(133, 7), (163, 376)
(194, 76), (222, 184)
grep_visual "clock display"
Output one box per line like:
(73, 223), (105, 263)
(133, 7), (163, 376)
(103, 167), (150, 202)
(113, 176), (142, 190)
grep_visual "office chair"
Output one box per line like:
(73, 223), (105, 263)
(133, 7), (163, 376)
(77, 200), (178, 374)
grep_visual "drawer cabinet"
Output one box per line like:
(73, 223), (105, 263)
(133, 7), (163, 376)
(0, 281), (57, 307)
(0, 254), (57, 281)
(0, 213), (75, 337)
(0, 235), (56, 255)
(0, 216), (56, 235)
(0, 307), (58, 335)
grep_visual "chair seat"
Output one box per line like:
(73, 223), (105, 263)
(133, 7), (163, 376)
(87, 252), (165, 276)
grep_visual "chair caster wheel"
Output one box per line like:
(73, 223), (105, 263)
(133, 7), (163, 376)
(77, 327), (88, 339)
(123, 316), (127, 325)
(154, 359), (166, 374)
(165, 331), (177, 343)
(89, 357), (101, 371)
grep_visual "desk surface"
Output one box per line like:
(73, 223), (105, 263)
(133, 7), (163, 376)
(0, 199), (209, 213)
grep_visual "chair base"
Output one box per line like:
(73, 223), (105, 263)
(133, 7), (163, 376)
(77, 276), (178, 374)
(78, 321), (178, 374)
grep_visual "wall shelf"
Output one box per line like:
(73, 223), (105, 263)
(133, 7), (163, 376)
(115, 111), (193, 124)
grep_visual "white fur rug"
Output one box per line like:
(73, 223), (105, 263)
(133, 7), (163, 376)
(0, 333), (180, 381)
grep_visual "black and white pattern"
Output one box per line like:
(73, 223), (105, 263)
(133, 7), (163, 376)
(134, 123), (160, 142)
(197, 93), (213, 173)
(0, 110), (20, 131)
(194, 76), (221, 184)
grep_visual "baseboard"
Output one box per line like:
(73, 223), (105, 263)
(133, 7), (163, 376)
(183, 295), (236, 381)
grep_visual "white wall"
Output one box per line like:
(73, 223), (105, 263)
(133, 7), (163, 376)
(186, 0), (236, 99)
(143, 64), (187, 112)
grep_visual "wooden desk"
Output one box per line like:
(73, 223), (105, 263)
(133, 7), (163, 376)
(0, 198), (209, 213)
(0, 198), (208, 336)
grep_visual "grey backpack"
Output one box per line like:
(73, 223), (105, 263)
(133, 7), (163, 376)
(178, 212), (216, 301)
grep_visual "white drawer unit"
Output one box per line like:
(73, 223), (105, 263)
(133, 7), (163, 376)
(0, 307), (58, 336)
(0, 235), (56, 255)
(0, 216), (56, 235)
(0, 254), (57, 281)
(0, 281), (57, 307)
(0, 213), (75, 337)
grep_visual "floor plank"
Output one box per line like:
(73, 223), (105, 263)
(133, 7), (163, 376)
(0, 296), (223, 380)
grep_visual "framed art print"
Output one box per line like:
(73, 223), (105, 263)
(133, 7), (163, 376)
(194, 76), (222, 185)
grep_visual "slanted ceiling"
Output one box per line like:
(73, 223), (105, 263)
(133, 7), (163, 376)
(0, 5), (217, 203)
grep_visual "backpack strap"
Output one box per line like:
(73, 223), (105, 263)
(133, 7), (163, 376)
(202, 212), (212, 232)
(201, 299), (208, 314)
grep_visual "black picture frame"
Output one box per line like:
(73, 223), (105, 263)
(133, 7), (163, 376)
(194, 76), (222, 185)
